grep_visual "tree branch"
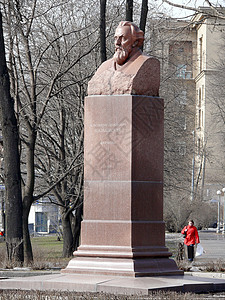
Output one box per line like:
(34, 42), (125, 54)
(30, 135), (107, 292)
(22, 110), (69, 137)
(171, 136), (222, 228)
(162, 0), (225, 19)
(162, 0), (202, 13)
(33, 152), (83, 201)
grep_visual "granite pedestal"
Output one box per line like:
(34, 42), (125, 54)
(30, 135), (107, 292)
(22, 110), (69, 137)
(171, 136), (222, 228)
(62, 95), (181, 276)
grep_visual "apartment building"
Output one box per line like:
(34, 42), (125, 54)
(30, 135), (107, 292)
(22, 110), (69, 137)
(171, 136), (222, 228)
(192, 8), (225, 201)
(147, 8), (225, 221)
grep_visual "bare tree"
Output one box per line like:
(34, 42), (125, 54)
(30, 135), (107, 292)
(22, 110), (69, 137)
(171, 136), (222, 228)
(36, 90), (84, 257)
(0, 11), (23, 264)
(140, 0), (148, 33)
(2, 0), (99, 264)
(100, 0), (107, 62)
(162, 0), (225, 19)
(126, 0), (133, 21)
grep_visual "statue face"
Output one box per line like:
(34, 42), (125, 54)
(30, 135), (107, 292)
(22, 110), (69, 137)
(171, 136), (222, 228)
(113, 26), (135, 65)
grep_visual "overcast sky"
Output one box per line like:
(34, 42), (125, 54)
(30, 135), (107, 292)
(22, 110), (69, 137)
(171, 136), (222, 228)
(155, 0), (224, 18)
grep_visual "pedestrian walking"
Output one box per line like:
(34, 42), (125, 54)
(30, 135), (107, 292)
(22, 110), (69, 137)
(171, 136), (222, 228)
(181, 219), (200, 262)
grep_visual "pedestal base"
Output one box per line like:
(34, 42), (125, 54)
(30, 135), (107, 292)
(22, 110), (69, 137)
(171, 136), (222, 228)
(62, 257), (183, 277)
(62, 95), (182, 277)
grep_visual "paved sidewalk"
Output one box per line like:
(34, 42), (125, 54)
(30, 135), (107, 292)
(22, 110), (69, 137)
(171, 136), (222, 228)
(197, 230), (225, 262)
(1, 273), (225, 295)
(0, 230), (224, 295)
(166, 229), (225, 263)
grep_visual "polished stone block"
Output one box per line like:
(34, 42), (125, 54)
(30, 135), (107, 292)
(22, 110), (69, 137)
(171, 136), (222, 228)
(63, 95), (181, 276)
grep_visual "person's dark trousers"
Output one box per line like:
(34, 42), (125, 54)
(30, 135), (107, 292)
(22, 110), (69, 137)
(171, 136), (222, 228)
(187, 244), (194, 261)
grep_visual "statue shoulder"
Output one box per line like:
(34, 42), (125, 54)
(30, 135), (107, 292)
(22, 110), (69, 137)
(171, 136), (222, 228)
(138, 55), (159, 65)
(94, 58), (114, 76)
(136, 55), (160, 74)
(121, 54), (159, 75)
(131, 55), (160, 96)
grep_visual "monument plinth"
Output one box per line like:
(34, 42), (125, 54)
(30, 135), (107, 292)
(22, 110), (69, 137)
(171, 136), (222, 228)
(62, 95), (181, 276)
(62, 21), (182, 276)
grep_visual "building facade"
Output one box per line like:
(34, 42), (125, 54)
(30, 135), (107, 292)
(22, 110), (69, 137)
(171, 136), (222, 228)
(192, 8), (225, 201)
(28, 197), (60, 235)
(146, 9), (225, 229)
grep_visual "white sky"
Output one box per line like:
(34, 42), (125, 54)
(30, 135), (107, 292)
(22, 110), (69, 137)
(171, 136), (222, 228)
(155, 0), (225, 18)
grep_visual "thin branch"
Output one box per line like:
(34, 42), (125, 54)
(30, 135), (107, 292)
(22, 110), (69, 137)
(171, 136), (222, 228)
(34, 24), (94, 73)
(65, 168), (83, 219)
(33, 152), (83, 201)
(162, 0), (203, 13)
(26, 0), (37, 37)
(162, 0), (225, 19)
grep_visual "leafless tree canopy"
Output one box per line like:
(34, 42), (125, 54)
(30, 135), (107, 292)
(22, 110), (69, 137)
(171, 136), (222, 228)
(0, 0), (223, 264)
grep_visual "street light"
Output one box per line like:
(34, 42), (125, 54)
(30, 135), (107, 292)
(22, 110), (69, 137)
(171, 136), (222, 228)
(216, 190), (221, 234)
(222, 187), (225, 235)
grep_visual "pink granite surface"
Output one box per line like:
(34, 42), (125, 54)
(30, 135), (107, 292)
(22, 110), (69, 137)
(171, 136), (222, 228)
(62, 95), (181, 276)
(1, 273), (225, 294)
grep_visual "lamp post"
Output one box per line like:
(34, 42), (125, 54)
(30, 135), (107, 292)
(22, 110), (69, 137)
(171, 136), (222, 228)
(216, 190), (221, 234)
(222, 187), (225, 235)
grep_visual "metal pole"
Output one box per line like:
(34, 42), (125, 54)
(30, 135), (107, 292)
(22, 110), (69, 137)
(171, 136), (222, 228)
(223, 198), (225, 235)
(191, 131), (195, 201)
(217, 201), (220, 233)
(217, 190), (221, 234)
(222, 188), (225, 235)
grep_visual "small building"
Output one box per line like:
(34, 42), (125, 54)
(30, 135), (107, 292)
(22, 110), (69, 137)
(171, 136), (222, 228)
(0, 178), (60, 235)
(28, 196), (60, 234)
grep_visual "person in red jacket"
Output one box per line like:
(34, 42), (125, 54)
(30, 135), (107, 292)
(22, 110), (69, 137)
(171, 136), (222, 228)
(181, 219), (200, 262)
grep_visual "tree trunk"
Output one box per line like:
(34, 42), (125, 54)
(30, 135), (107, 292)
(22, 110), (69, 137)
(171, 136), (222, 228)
(73, 204), (83, 251)
(22, 132), (36, 265)
(100, 0), (107, 63)
(126, 0), (133, 22)
(140, 0), (148, 33)
(1, 192), (5, 234)
(140, 0), (148, 51)
(62, 211), (74, 257)
(0, 11), (24, 264)
(23, 196), (33, 265)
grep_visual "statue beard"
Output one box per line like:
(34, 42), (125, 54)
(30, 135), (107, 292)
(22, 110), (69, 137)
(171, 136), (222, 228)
(113, 46), (131, 65)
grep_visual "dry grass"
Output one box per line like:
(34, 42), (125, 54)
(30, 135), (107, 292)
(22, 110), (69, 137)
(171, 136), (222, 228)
(1, 235), (225, 273)
(204, 260), (225, 272)
(0, 235), (70, 270)
(0, 236), (225, 299)
(0, 289), (218, 300)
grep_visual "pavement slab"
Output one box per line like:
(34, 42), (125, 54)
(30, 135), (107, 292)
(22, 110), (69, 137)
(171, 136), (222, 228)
(1, 230), (224, 295)
(1, 273), (225, 295)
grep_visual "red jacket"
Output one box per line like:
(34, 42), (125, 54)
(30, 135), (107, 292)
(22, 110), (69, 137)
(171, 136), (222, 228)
(181, 225), (200, 246)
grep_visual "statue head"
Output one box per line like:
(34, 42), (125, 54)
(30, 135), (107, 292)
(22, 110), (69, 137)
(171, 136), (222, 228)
(113, 21), (144, 66)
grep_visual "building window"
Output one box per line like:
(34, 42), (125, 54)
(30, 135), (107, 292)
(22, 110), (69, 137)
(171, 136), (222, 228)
(202, 85), (204, 101)
(35, 212), (48, 232)
(178, 47), (184, 53)
(169, 41), (193, 79)
(175, 64), (192, 79)
(178, 142), (186, 156)
(178, 90), (187, 105)
(175, 64), (187, 78)
(199, 88), (201, 106)
(197, 138), (201, 155)
(199, 37), (203, 72)
(201, 110), (204, 128)
(178, 114), (186, 130)
(197, 85), (204, 129)
(198, 109), (201, 129)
